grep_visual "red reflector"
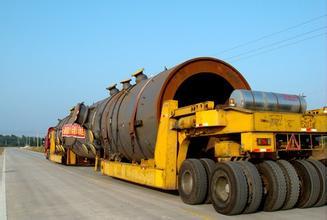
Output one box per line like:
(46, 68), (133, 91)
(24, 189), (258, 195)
(253, 149), (260, 152)
(257, 138), (271, 146)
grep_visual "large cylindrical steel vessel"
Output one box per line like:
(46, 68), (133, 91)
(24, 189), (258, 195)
(229, 89), (307, 113)
(99, 57), (250, 161)
(57, 57), (251, 161)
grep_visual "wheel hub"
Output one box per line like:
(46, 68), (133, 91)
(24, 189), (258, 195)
(215, 175), (230, 202)
(181, 170), (193, 195)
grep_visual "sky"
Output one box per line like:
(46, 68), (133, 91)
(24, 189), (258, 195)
(0, 0), (326, 136)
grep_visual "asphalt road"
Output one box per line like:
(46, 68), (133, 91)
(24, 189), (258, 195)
(0, 148), (326, 220)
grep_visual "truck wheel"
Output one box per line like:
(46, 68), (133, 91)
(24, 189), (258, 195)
(210, 162), (248, 215)
(237, 161), (263, 213)
(61, 155), (66, 165)
(277, 160), (300, 210)
(45, 150), (50, 160)
(306, 159), (326, 206)
(256, 160), (286, 212)
(291, 160), (320, 208)
(319, 159), (327, 166)
(178, 159), (208, 205)
(200, 158), (216, 204)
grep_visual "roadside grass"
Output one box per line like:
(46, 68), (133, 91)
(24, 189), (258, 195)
(0, 147), (3, 155)
(23, 146), (45, 153)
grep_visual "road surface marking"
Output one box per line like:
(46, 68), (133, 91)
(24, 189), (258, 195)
(0, 149), (7, 220)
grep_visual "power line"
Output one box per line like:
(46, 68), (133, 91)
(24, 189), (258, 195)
(228, 32), (327, 63)
(224, 26), (327, 60)
(214, 14), (327, 55)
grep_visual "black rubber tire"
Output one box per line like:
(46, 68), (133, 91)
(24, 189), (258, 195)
(277, 160), (300, 210)
(236, 161), (263, 214)
(291, 160), (321, 208)
(200, 158), (216, 204)
(45, 150), (50, 160)
(256, 160), (287, 212)
(210, 162), (248, 215)
(306, 159), (327, 206)
(178, 159), (208, 205)
(62, 155), (67, 165)
(319, 159), (327, 166)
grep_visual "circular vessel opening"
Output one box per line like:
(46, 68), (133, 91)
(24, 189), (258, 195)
(173, 72), (234, 107)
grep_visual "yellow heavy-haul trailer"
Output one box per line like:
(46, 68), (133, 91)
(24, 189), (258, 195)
(45, 57), (327, 215)
(45, 125), (95, 166)
(45, 128), (78, 165)
(99, 100), (327, 214)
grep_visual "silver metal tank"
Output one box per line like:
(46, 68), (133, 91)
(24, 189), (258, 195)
(229, 89), (307, 113)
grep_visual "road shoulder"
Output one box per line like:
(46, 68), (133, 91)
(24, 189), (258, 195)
(0, 148), (7, 220)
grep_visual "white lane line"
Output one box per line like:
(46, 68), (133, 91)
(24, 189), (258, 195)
(0, 149), (7, 220)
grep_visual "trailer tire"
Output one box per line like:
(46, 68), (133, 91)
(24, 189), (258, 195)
(256, 160), (286, 212)
(306, 159), (327, 206)
(237, 161), (263, 213)
(45, 150), (50, 160)
(61, 155), (67, 165)
(210, 162), (248, 215)
(291, 160), (320, 208)
(178, 159), (208, 205)
(200, 158), (216, 204)
(319, 159), (327, 167)
(277, 160), (300, 210)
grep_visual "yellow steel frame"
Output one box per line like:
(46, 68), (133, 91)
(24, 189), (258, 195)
(204, 108), (327, 134)
(100, 100), (327, 190)
(48, 129), (77, 165)
(174, 101), (214, 117)
(101, 100), (179, 189)
(49, 154), (63, 164)
(49, 130), (63, 163)
(67, 149), (76, 165)
(241, 132), (275, 152)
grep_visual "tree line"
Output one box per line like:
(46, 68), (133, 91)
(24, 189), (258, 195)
(0, 134), (45, 147)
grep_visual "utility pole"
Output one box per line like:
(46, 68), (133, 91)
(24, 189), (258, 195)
(37, 132), (39, 147)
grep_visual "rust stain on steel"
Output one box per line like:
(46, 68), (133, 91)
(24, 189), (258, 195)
(53, 57), (251, 162)
(159, 57), (250, 119)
